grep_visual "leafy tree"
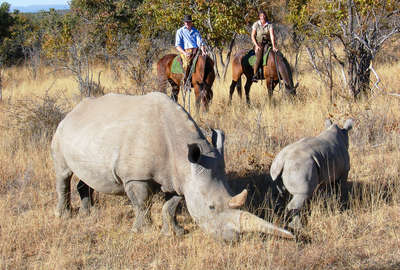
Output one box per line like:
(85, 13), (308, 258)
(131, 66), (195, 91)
(288, 0), (400, 98)
(0, 3), (40, 66)
(40, 9), (78, 61)
(69, 0), (142, 55)
(0, 2), (13, 40)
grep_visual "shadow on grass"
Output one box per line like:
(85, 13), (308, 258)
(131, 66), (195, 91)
(227, 170), (397, 243)
(226, 171), (286, 219)
(313, 178), (396, 212)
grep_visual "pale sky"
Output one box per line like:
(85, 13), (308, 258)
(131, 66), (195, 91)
(1, 0), (68, 7)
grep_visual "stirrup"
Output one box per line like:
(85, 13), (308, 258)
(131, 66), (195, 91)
(252, 75), (259, 83)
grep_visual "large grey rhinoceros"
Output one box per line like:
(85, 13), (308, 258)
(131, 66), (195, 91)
(270, 119), (354, 229)
(51, 92), (293, 241)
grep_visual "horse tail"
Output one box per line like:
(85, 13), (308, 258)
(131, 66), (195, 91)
(157, 57), (169, 93)
(158, 77), (169, 93)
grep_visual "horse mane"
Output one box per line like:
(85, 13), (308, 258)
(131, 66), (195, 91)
(277, 52), (294, 88)
(202, 55), (213, 83)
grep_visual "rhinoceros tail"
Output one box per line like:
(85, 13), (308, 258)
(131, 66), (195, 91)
(270, 155), (284, 182)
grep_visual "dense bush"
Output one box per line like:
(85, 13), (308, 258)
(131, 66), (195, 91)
(2, 92), (68, 143)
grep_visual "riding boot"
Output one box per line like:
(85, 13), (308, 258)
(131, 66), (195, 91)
(253, 45), (264, 83)
(183, 66), (191, 86)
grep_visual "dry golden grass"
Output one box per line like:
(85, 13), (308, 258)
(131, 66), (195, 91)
(0, 55), (399, 269)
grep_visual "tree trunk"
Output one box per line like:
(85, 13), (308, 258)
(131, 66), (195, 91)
(221, 34), (236, 80)
(346, 43), (373, 99)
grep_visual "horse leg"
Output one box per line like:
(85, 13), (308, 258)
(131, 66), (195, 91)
(203, 85), (213, 112)
(267, 77), (277, 104)
(237, 76), (242, 99)
(193, 84), (201, 113)
(229, 80), (237, 105)
(229, 77), (243, 105)
(168, 78), (180, 102)
(244, 77), (253, 105)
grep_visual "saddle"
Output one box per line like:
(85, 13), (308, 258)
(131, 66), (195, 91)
(171, 56), (185, 74)
(171, 54), (200, 75)
(243, 47), (271, 80)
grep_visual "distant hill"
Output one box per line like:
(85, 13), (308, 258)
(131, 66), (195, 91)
(11, 5), (69, 13)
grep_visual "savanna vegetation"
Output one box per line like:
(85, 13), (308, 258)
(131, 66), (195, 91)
(0, 0), (399, 269)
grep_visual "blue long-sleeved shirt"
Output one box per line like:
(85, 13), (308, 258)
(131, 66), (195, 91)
(175, 26), (204, 50)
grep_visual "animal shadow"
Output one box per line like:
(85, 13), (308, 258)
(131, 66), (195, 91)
(227, 171), (286, 220)
(339, 179), (395, 211)
(296, 178), (395, 220)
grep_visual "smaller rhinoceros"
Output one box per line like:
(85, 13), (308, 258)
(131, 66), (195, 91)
(51, 92), (294, 241)
(270, 119), (354, 229)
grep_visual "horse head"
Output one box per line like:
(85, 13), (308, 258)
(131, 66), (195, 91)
(193, 55), (215, 111)
(285, 81), (299, 96)
(276, 52), (298, 96)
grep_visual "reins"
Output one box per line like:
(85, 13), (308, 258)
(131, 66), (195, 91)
(182, 49), (201, 114)
(274, 50), (283, 92)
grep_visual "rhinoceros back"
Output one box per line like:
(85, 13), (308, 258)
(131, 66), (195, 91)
(52, 92), (206, 194)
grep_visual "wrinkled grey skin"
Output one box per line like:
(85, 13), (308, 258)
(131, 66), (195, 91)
(270, 119), (354, 229)
(51, 92), (293, 241)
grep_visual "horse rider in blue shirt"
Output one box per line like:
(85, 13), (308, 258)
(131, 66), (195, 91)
(175, 14), (207, 84)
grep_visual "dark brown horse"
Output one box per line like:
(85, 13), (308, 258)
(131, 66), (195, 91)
(157, 53), (215, 111)
(229, 49), (298, 105)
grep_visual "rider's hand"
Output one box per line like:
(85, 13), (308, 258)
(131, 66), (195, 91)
(273, 46), (278, 52)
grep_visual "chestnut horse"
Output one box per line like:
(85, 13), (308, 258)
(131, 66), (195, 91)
(157, 53), (215, 111)
(229, 49), (298, 105)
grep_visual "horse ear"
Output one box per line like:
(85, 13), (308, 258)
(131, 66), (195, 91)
(294, 82), (299, 89)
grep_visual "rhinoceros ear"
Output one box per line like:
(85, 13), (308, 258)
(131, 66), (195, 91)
(211, 128), (225, 157)
(343, 119), (354, 131)
(188, 144), (201, 163)
(325, 119), (333, 129)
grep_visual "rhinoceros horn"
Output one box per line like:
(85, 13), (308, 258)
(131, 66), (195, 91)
(228, 189), (248, 209)
(239, 211), (294, 239)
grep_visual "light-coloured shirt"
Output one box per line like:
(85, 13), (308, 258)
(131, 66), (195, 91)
(175, 25), (204, 50)
(252, 20), (272, 44)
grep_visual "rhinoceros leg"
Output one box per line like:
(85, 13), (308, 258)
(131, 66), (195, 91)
(124, 180), (153, 233)
(338, 171), (349, 184)
(54, 167), (73, 218)
(161, 195), (184, 236)
(77, 180), (94, 215)
(286, 193), (309, 230)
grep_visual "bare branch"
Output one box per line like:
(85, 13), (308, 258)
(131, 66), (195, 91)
(377, 27), (400, 48)
(305, 46), (324, 81)
(340, 65), (348, 89)
(368, 63), (381, 92)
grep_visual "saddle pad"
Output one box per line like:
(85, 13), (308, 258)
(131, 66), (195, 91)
(245, 47), (271, 67)
(171, 54), (200, 75)
(171, 56), (184, 74)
